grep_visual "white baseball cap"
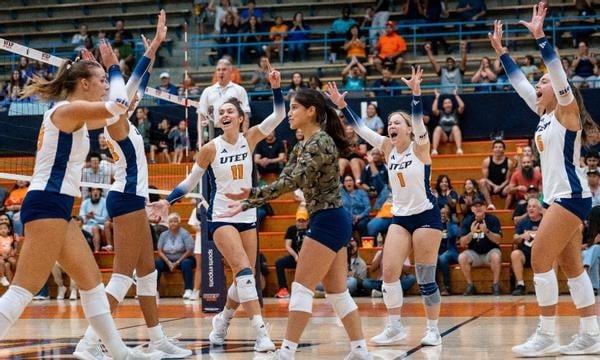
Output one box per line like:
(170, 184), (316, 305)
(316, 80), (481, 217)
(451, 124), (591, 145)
(159, 72), (170, 79)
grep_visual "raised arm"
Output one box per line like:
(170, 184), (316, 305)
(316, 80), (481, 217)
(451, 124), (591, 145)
(432, 88), (440, 117)
(489, 20), (538, 113)
(424, 43), (441, 74)
(401, 66), (431, 159)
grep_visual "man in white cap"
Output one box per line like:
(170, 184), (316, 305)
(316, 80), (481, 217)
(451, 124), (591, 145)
(155, 71), (178, 105)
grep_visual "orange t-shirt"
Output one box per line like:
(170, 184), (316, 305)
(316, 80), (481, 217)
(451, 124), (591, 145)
(211, 68), (242, 84)
(347, 41), (366, 58)
(269, 24), (288, 42)
(377, 33), (407, 58)
(4, 187), (28, 207)
(0, 235), (14, 257)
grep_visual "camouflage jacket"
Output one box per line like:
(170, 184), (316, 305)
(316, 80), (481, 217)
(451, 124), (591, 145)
(242, 131), (342, 214)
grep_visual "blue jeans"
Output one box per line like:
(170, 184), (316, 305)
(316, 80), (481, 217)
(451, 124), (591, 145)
(362, 275), (417, 293)
(288, 42), (307, 62)
(583, 244), (600, 289)
(155, 256), (196, 291)
(437, 249), (459, 289)
(275, 254), (296, 289)
(367, 217), (392, 239)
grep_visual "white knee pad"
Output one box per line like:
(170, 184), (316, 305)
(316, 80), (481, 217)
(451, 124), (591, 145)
(235, 274), (258, 303)
(567, 271), (596, 309)
(289, 282), (314, 314)
(326, 290), (357, 319)
(533, 270), (559, 307)
(105, 273), (134, 303)
(80, 283), (111, 318)
(0, 286), (33, 323)
(136, 270), (157, 297)
(227, 283), (240, 303)
(382, 281), (403, 309)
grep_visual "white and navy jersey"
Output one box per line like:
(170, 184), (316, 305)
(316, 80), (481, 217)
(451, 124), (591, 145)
(207, 134), (256, 223)
(104, 124), (149, 199)
(535, 112), (590, 204)
(29, 101), (90, 197)
(388, 142), (436, 216)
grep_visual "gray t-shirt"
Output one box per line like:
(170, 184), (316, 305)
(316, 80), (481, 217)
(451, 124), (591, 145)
(157, 228), (194, 261)
(440, 67), (463, 94)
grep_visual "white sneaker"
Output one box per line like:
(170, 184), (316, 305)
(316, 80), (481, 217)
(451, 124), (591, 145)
(560, 332), (600, 355)
(344, 348), (372, 360)
(189, 289), (200, 301)
(73, 339), (108, 360)
(512, 329), (559, 357)
(123, 348), (163, 360)
(421, 327), (442, 346)
(431, 149), (438, 156)
(371, 289), (383, 298)
(270, 349), (294, 360)
(182, 289), (192, 299)
(70, 288), (78, 300)
(370, 324), (407, 345)
(0, 277), (9, 286)
(57, 286), (67, 300)
(208, 312), (230, 345)
(456, 148), (464, 155)
(254, 324), (275, 352)
(148, 336), (193, 358)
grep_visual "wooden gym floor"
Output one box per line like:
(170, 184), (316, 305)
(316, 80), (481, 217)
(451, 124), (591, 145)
(1, 295), (599, 359)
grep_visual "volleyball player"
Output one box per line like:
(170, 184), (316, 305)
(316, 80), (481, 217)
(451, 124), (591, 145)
(221, 88), (372, 360)
(0, 41), (160, 359)
(490, 3), (600, 356)
(327, 67), (444, 346)
(149, 63), (284, 352)
(73, 11), (192, 359)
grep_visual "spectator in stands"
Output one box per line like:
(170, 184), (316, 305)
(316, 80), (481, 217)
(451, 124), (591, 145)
(360, 147), (389, 202)
(31, 61), (53, 82)
(178, 74), (201, 97)
(0, 223), (16, 287)
(582, 205), (600, 294)
(341, 174), (371, 237)
(362, 103), (384, 134)
(511, 198), (543, 295)
(52, 262), (78, 300)
(242, 15), (266, 62)
(583, 151), (600, 172)
(3, 180), (28, 236)
(346, 239), (367, 295)
(511, 185), (540, 225)
(111, 19), (133, 43)
(168, 120), (189, 164)
(437, 204), (459, 296)
(254, 131), (285, 178)
(17, 57), (33, 83)
(588, 169), (600, 207)
(5, 70), (26, 101)
(455, 0), (487, 35)
(360, 7), (374, 37)
(370, 0), (391, 46)
(81, 152), (112, 198)
(471, 56), (497, 92)
(341, 57), (367, 91)
(513, 144), (539, 170)
(479, 140), (512, 210)
(562, 56), (574, 80)
(211, 55), (242, 84)
(288, 11), (310, 62)
(458, 197), (503, 295)
(425, 42), (468, 94)
(308, 75), (325, 91)
(199, 58), (251, 136)
(372, 21), (407, 74)
(363, 250), (416, 297)
(150, 118), (172, 164)
(274, 209), (309, 298)
(431, 88), (464, 155)
(330, 7), (357, 62)
(339, 124), (367, 182)
(134, 108), (151, 153)
(571, 0), (597, 48)
(435, 174), (459, 218)
(494, 48), (511, 91)
(459, 178), (484, 217)
(370, 67), (401, 97)
(571, 41), (597, 88)
(112, 32), (134, 73)
(424, 0), (450, 55)
(209, 0), (238, 34)
(250, 55), (271, 97)
(403, 0), (426, 24)
(79, 188), (111, 253)
(72, 215), (94, 250)
(285, 72), (307, 100)
(71, 24), (90, 55)
(520, 55), (542, 82)
(366, 193), (392, 245)
(155, 72), (179, 105)
(343, 24), (367, 64)
(155, 212), (196, 298)
(265, 16), (288, 61)
(0, 186), (8, 213)
(217, 11), (240, 60)
(504, 155), (542, 209)
(239, 0), (263, 25)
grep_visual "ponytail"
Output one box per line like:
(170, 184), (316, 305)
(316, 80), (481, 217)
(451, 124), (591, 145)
(572, 86), (599, 146)
(323, 105), (351, 155)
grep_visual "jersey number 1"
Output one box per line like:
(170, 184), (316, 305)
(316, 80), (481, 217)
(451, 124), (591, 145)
(231, 164), (244, 180)
(396, 172), (406, 187)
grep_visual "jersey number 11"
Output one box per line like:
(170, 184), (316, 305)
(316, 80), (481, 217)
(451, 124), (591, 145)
(231, 164), (244, 180)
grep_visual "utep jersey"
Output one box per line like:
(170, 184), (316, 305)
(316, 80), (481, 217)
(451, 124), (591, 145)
(207, 134), (256, 223)
(535, 112), (590, 204)
(388, 142), (436, 216)
(29, 101), (90, 197)
(104, 124), (149, 199)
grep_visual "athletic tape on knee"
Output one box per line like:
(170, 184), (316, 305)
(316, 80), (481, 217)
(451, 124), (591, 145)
(416, 263), (441, 306)
(0, 285), (33, 323)
(80, 283), (111, 318)
(105, 273), (134, 303)
(136, 270), (157, 297)
(326, 290), (358, 319)
(567, 272), (596, 309)
(533, 270), (559, 307)
(382, 281), (403, 309)
(227, 283), (240, 303)
(235, 273), (258, 303)
(289, 282), (314, 314)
